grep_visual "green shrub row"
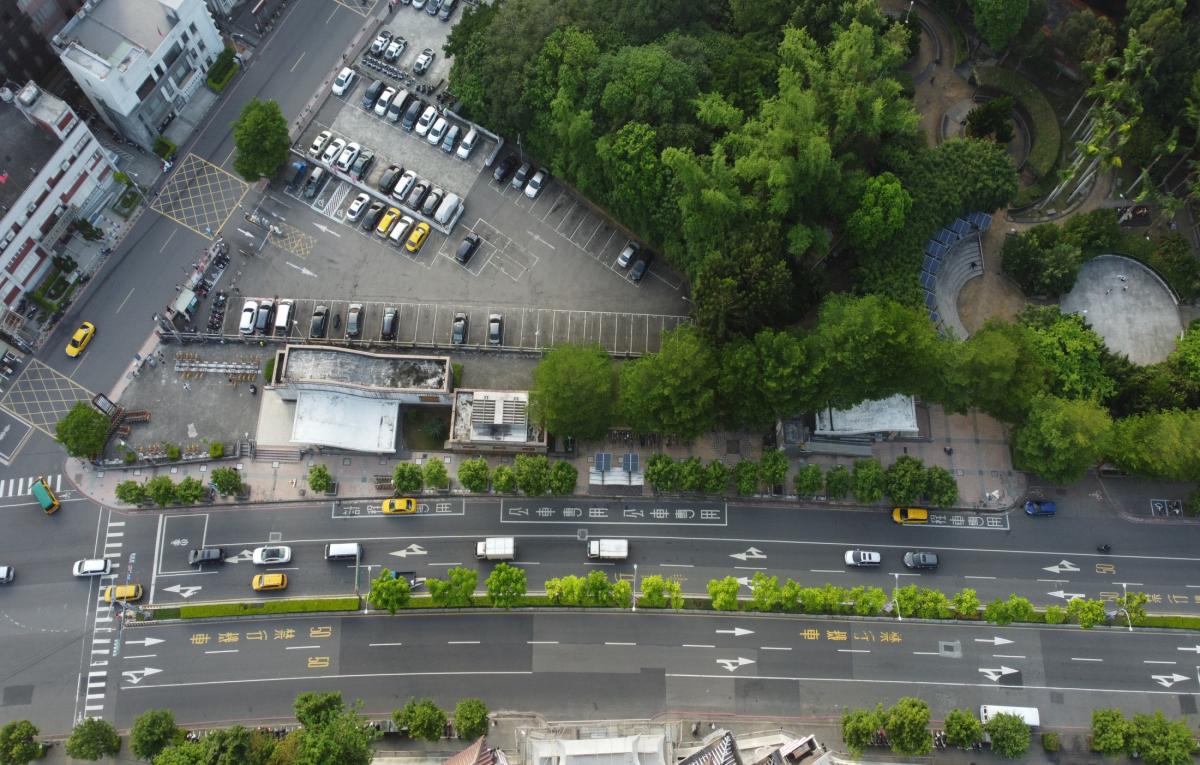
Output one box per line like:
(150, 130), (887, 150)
(178, 597), (360, 619)
(206, 47), (240, 93)
(975, 65), (1061, 179)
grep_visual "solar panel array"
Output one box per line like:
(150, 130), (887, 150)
(595, 452), (611, 472)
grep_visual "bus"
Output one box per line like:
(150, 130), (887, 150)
(30, 476), (59, 514)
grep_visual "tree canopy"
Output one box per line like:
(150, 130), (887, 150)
(530, 344), (617, 440)
(232, 98), (290, 181)
(55, 401), (109, 458)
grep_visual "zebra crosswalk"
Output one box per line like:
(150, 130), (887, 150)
(0, 474), (63, 498)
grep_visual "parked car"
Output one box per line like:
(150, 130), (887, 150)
(0, 567), (13, 584)
(405, 180), (429, 210)
(393, 170), (417, 202)
(321, 137), (345, 164)
(310, 305), (329, 338)
(361, 79), (384, 109)
(374, 86), (396, 116)
(510, 161), (532, 190)
(252, 573), (287, 591)
(616, 241), (639, 268)
(629, 251), (653, 283)
(383, 39), (405, 62)
(303, 167), (325, 198)
(405, 222), (431, 253)
(72, 558), (112, 576)
(346, 192), (371, 222)
(331, 67), (356, 96)
(903, 551), (939, 570)
(451, 312), (469, 344)
(239, 300), (258, 334)
(438, 0), (458, 20)
(426, 117), (448, 145)
(421, 186), (444, 217)
(382, 498), (417, 514)
(335, 142), (360, 172)
(254, 298), (274, 334)
(414, 48), (436, 74)
(414, 105), (437, 137)
(378, 164), (403, 193)
(440, 124), (460, 153)
(492, 154), (518, 183)
(387, 90), (409, 122)
(425, 0), (440, 14)
(360, 201), (385, 231)
(455, 234), (481, 264)
(1024, 500), (1057, 516)
(351, 148), (375, 179)
(844, 549), (882, 567)
(309, 129), (332, 157)
(381, 307), (398, 340)
(488, 313), (503, 346)
(892, 507), (929, 525)
(346, 304), (363, 338)
(389, 215), (414, 247)
(188, 548), (225, 565)
(523, 169), (546, 199)
(369, 30), (392, 55)
(376, 207), (402, 237)
(456, 127), (478, 159)
(401, 100), (424, 131)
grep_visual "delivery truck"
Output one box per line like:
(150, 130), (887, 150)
(587, 538), (629, 560)
(980, 705), (1040, 727)
(475, 537), (515, 561)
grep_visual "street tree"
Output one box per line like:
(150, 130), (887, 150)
(952, 588), (981, 618)
(1091, 709), (1131, 755)
(454, 699), (489, 740)
(1107, 410), (1200, 480)
(969, 0), (1030, 50)
(66, 717), (121, 760)
(195, 725), (254, 765)
(392, 463), (423, 494)
(115, 480), (147, 505)
(618, 326), (719, 439)
(701, 460), (729, 494)
(1019, 306), (1115, 402)
(638, 574), (684, 608)
(794, 464), (823, 497)
(944, 709), (984, 748)
(457, 458), (490, 493)
(491, 465), (516, 493)
(131, 709), (179, 760)
(842, 707), (885, 758)
(825, 465), (851, 499)
(1013, 394), (1112, 483)
(733, 459), (759, 495)
(846, 172), (912, 253)
(529, 344), (616, 441)
(1067, 597), (1108, 628)
(1130, 711), (1197, 765)
(884, 455), (927, 505)
(580, 570), (616, 606)
(885, 697), (932, 756)
(394, 698), (447, 742)
(209, 467), (243, 496)
(485, 562), (527, 608)
(548, 461), (578, 495)
(368, 569), (411, 614)
(851, 458), (886, 503)
(232, 98), (289, 182)
(708, 576), (741, 611)
(306, 464), (333, 494)
(150, 741), (204, 765)
(924, 466), (959, 507)
(55, 401), (109, 458)
(645, 454), (679, 492)
(294, 705), (378, 765)
(942, 319), (1049, 423)
(514, 454), (551, 495)
(146, 476), (177, 508)
(294, 691), (344, 728)
(985, 712), (1032, 758)
(175, 476), (206, 504)
(758, 451), (788, 493)
(0, 720), (41, 765)
(428, 566), (476, 607)
(423, 459), (449, 490)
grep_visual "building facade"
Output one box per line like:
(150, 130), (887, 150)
(1, 0), (82, 86)
(0, 80), (117, 311)
(54, 0), (221, 148)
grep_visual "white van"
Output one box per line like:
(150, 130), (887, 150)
(273, 299), (293, 337)
(434, 193), (461, 225)
(456, 128), (478, 159)
(324, 542), (362, 560)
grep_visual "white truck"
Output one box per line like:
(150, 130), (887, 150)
(587, 538), (629, 560)
(980, 705), (1040, 727)
(475, 537), (515, 561)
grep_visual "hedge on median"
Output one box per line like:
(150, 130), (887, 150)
(178, 597), (360, 619)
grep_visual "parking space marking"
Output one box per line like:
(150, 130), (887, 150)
(331, 0), (376, 16)
(0, 360), (94, 438)
(151, 153), (249, 240)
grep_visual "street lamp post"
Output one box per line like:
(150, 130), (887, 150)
(892, 572), (902, 621)
(632, 563), (638, 612)
(1119, 583), (1133, 632)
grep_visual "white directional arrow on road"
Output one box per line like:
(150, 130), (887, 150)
(390, 544), (428, 558)
(978, 666), (1020, 682)
(122, 667), (163, 685)
(1042, 560), (1080, 574)
(1152, 673), (1190, 688)
(736, 576), (753, 588)
(730, 547), (767, 561)
(312, 222), (341, 238)
(1177, 646), (1200, 653)
(124, 637), (164, 647)
(716, 628), (755, 637)
(162, 584), (202, 599)
(284, 261), (318, 278)
(973, 637), (1014, 646)
(716, 657), (756, 672)
(226, 549), (254, 563)
(1047, 589), (1086, 601)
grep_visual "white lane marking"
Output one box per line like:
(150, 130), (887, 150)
(964, 575), (997, 580)
(123, 654), (158, 659)
(682, 644), (715, 649)
(428, 562), (463, 567)
(604, 642), (636, 646)
(284, 645), (320, 650)
(1037, 579), (1068, 583)
(205, 650), (238, 654)
(122, 670), (535, 691)
(659, 563), (694, 568)
(993, 655), (1027, 659)
(448, 641), (480, 645)
(913, 651), (941, 656)
(369, 642), (404, 647)
(810, 569), (843, 574)
(527, 641), (559, 645)
(1072, 657), (1103, 662)
(760, 646), (792, 651)
(1145, 660), (1177, 665)
(839, 649), (870, 653)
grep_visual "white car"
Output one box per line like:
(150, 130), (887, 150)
(308, 129), (332, 158)
(345, 193), (371, 222)
(414, 48), (435, 75)
(426, 117), (448, 145)
(73, 558), (113, 577)
(335, 142), (361, 172)
(456, 127), (478, 159)
(524, 169), (546, 199)
(414, 106), (437, 137)
(369, 31), (391, 55)
(252, 546), (292, 565)
(844, 549), (882, 567)
(374, 87), (396, 117)
(331, 67), (356, 96)
(239, 300), (258, 334)
(383, 39), (406, 61)
(321, 137), (346, 165)
(392, 170), (417, 202)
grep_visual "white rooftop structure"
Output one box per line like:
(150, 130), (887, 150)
(290, 390), (398, 453)
(814, 394), (918, 437)
(527, 734), (667, 765)
(448, 389), (547, 454)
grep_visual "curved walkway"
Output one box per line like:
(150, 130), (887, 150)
(934, 236), (983, 339)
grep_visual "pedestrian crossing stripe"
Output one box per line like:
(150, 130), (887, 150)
(0, 474), (62, 498)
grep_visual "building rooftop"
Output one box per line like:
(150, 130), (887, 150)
(0, 96), (63, 212)
(290, 390), (398, 452)
(281, 346), (448, 392)
(64, 0), (177, 63)
(451, 389), (542, 445)
(814, 394), (918, 436)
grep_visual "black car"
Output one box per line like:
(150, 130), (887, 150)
(421, 187), (444, 217)
(188, 547), (225, 565)
(510, 161), (532, 190)
(903, 551), (939, 570)
(361, 79), (385, 109)
(378, 164), (403, 194)
(455, 234), (481, 264)
(629, 252), (653, 283)
(381, 307), (397, 340)
(405, 180), (429, 210)
(350, 148), (375, 180)
(361, 201), (385, 231)
(451, 312), (468, 344)
(492, 154), (519, 183)
(401, 100), (424, 131)
(310, 305), (329, 338)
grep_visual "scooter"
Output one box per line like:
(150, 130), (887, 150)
(1097, 544), (1111, 553)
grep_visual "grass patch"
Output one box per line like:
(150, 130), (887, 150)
(150, 607), (181, 620)
(1112, 230), (1200, 301)
(113, 187), (141, 218)
(403, 406), (451, 451)
(976, 66), (1061, 180)
(1136, 615), (1200, 630)
(180, 597), (360, 618)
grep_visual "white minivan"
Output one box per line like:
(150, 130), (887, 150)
(273, 299), (293, 337)
(456, 127), (478, 159)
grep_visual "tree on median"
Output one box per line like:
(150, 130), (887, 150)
(55, 401), (109, 458)
(232, 98), (289, 182)
(707, 576), (740, 611)
(369, 569), (412, 614)
(638, 574), (683, 609)
(485, 562), (526, 608)
(985, 712), (1031, 758)
(429, 566), (476, 607)
(131, 708), (179, 760)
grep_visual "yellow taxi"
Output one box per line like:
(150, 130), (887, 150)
(405, 222), (430, 253)
(381, 498), (417, 515)
(103, 584), (143, 603)
(66, 321), (96, 357)
(252, 573), (288, 591)
(375, 207), (402, 237)
(892, 507), (929, 524)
